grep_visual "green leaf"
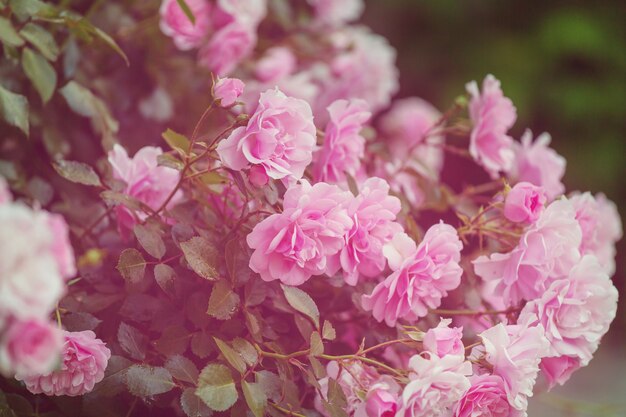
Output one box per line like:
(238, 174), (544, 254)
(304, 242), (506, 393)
(0, 17), (24, 47)
(195, 364), (238, 412)
(22, 47), (57, 103)
(322, 320), (336, 341)
(19, 23), (59, 61)
(116, 248), (147, 285)
(241, 381), (267, 417)
(176, 0), (196, 25)
(166, 355), (199, 385)
(162, 128), (190, 153)
(91, 355), (132, 397)
(92, 25), (129, 66)
(125, 365), (175, 397)
(117, 322), (147, 361)
(255, 371), (282, 403)
(281, 284), (320, 328)
(53, 159), (102, 186)
(180, 236), (219, 281)
(213, 338), (246, 374)
(155, 325), (190, 356)
(232, 338), (258, 366)
(154, 263), (177, 297)
(59, 81), (118, 140)
(207, 280), (240, 320)
(309, 332), (324, 356)
(134, 223), (166, 259)
(180, 388), (213, 417)
(9, 0), (54, 21)
(0, 85), (29, 136)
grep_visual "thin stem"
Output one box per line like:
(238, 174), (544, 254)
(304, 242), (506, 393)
(359, 338), (418, 355)
(189, 101), (215, 153)
(430, 307), (520, 316)
(270, 402), (306, 417)
(55, 305), (62, 328)
(319, 354), (405, 378)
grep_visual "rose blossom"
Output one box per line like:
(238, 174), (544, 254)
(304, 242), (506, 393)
(247, 181), (353, 286)
(329, 177), (402, 285)
(503, 182), (546, 223)
(314, 361), (379, 416)
(423, 318), (465, 358)
(507, 130), (566, 200)
(308, 0), (364, 27)
(466, 75), (517, 177)
(519, 255), (618, 387)
(108, 145), (183, 233)
(217, 88), (316, 183)
(159, 0), (212, 50)
(397, 352), (472, 417)
(254, 46), (297, 82)
(362, 223), (463, 327)
(539, 356), (581, 389)
(0, 319), (63, 378)
(198, 22), (256, 76)
(213, 76), (244, 107)
(570, 192), (622, 275)
(314, 99), (371, 183)
(362, 382), (400, 417)
(454, 374), (524, 417)
(46, 213), (76, 280)
(479, 319), (549, 411)
(473, 198), (582, 306)
(19, 330), (111, 396)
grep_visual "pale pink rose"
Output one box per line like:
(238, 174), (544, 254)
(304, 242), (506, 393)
(361, 383), (400, 417)
(0, 177), (11, 204)
(238, 71), (320, 115)
(0, 319), (63, 378)
(329, 177), (402, 285)
(108, 145), (183, 232)
(375, 159), (426, 208)
(380, 97), (444, 181)
(20, 331), (111, 396)
(0, 204), (66, 321)
(159, 0), (212, 50)
(466, 75), (517, 178)
(519, 255), (618, 387)
(315, 27), (398, 122)
(473, 198), (582, 306)
(423, 318), (465, 358)
(255, 47), (296, 82)
(503, 182), (546, 223)
(308, 0), (364, 27)
(217, 88), (316, 181)
(214, 0), (266, 28)
(569, 192), (622, 275)
(314, 99), (371, 183)
(247, 181), (353, 286)
(508, 130), (566, 200)
(362, 223), (463, 327)
(45, 213), (76, 280)
(479, 319), (549, 411)
(454, 374), (525, 417)
(198, 22), (256, 76)
(213, 76), (244, 107)
(539, 356), (581, 389)
(397, 353), (472, 417)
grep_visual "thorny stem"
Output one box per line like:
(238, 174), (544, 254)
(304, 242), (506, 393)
(359, 338), (418, 355)
(270, 402), (307, 417)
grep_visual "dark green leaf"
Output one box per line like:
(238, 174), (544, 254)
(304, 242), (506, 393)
(91, 356), (132, 397)
(162, 128), (190, 153)
(116, 248), (146, 285)
(165, 355), (199, 385)
(180, 236), (219, 281)
(0, 85), (29, 135)
(255, 371), (282, 403)
(53, 159), (102, 186)
(0, 17), (24, 47)
(134, 223), (166, 259)
(19, 23), (59, 61)
(207, 280), (240, 320)
(213, 337), (246, 374)
(281, 284), (320, 328)
(22, 47), (57, 103)
(154, 263), (177, 297)
(241, 381), (266, 417)
(195, 364), (238, 412)
(125, 365), (175, 397)
(117, 322), (147, 361)
(155, 325), (190, 356)
(180, 388), (213, 417)
(191, 331), (213, 359)
(232, 338), (258, 366)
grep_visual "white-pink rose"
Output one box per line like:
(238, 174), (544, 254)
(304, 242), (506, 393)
(503, 182), (546, 223)
(159, 0), (212, 50)
(454, 374), (525, 417)
(255, 46), (297, 82)
(198, 22), (256, 76)
(423, 318), (465, 358)
(213, 76), (245, 107)
(308, 0), (364, 27)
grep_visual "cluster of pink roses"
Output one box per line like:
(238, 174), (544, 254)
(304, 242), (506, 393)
(0, 179), (110, 396)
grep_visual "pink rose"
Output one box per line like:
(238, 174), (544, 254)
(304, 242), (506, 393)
(159, 0), (212, 50)
(255, 46), (296, 82)
(0, 204), (66, 321)
(213, 76), (244, 107)
(503, 182), (546, 223)
(363, 383), (400, 417)
(570, 192), (622, 275)
(19, 330), (111, 396)
(508, 130), (566, 200)
(398, 353), (472, 417)
(314, 99), (371, 183)
(213, 0), (267, 28)
(0, 319), (63, 378)
(308, 0), (364, 27)
(454, 374), (524, 417)
(0, 177), (11, 204)
(247, 181), (353, 286)
(46, 213), (76, 280)
(473, 198), (582, 306)
(519, 255), (618, 387)
(108, 145), (183, 233)
(479, 319), (549, 411)
(217, 88), (316, 181)
(466, 75), (517, 178)
(329, 177), (402, 285)
(380, 97), (444, 181)
(198, 22), (256, 76)
(423, 318), (465, 358)
(362, 223), (463, 327)
(539, 356), (581, 389)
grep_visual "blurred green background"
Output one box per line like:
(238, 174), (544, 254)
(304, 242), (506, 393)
(363, 2), (625, 414)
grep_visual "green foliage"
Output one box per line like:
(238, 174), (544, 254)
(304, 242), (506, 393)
(195, 364), (238, 412)
(0, 85), (29, 135)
